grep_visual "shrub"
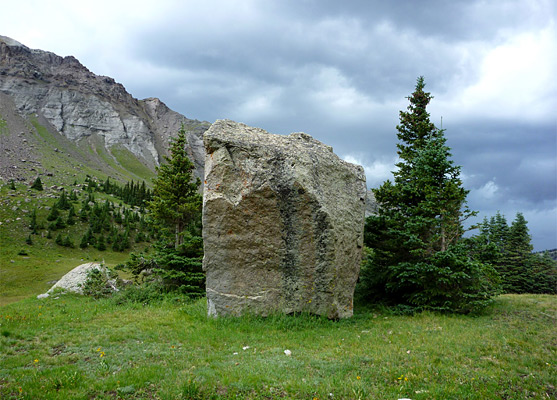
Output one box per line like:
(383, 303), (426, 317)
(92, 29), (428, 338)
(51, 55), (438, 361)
(81, 267), (120, 299)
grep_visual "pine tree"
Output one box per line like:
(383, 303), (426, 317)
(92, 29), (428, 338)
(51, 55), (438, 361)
(66, 205), (76, 225)
(530, 252), (557, 294)
(96, 234), (106, 251)
(46, 204), (59, 221)
(361, 77), (497, 313)
(62, 235), (74, 248)
(488, 212), (509, 254)
(79, 233), (89, 249)
(9, 179), (16, 190)
(149, 125), (202, 249)
(55, 216), (66, 230)
(56, 190), (71, 210)
(117, 126), (205, 297)
(30, 177), (43, 191)
(29, 208), (38, 234)
(79, 205), (89, 222)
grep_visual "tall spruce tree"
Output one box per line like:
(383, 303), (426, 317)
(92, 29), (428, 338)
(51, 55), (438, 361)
(117, 125), (205, 298)
(361, 77), (497, 313)
(149, 125), (202, 249)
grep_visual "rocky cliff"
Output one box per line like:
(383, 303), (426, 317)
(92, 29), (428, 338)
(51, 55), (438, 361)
(0, 35), (209, 181)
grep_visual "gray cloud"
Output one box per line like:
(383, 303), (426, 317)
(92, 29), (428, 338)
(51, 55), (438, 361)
(2, 0), (556, 250)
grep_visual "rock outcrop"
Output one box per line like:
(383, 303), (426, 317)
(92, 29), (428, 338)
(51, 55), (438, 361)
(202, 120), (367, 319)
(37, 262), (116, 298)
(0, 35), (209, 180)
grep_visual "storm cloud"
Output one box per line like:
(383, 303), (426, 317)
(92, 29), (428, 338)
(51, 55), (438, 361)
(2, 0), (555, 249)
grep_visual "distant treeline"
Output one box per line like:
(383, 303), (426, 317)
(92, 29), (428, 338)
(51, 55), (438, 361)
(84, 176), (152, 208)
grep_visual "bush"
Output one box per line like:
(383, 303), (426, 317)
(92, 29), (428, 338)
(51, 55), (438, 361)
(116, 237), (205, 299)
(81, 267), (120, 299)
(111, 282), (167, 305)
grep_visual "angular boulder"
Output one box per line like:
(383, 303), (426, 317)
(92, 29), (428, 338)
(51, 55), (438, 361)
(202, 120), (367, 319)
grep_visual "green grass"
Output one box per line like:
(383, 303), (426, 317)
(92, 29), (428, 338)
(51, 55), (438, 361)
(110, 146), (156, 183)
(0, 294), (555, 399)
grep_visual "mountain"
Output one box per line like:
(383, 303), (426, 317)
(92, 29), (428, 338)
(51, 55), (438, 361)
(0, 35), (209, 186)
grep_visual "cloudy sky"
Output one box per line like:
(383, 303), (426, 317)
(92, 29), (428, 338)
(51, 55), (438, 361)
(2, 0), (556, 250)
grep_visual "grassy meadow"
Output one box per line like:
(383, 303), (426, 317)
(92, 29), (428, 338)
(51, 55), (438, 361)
(0, 293), (555, 399)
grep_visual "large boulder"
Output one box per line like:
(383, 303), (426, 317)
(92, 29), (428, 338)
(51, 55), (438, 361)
(202, 120), (367, 319)
(37, 262), (117, 298)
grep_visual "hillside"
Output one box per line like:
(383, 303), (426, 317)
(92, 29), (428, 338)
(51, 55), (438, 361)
(0, 36), (210, 305)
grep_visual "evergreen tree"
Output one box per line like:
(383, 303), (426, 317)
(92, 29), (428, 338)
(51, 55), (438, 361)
(46, 204), (59, 221)
(360, 77), (497, 313)
(117, 126), (205, 297)
(114, 210), (123, 224)
(30, 177), (43, 191)
(9, 179), (16, 190)
(79, 233), (89, 249)
(54, 216), (66, 230)
(62, 235), (74, 248)
(25, 234), (33, 245)
(504, 213), (533, 292)
(530, 252), (557, 294)
(96, 234), (106, 251)
(55, 233), (63, 246)
(66, 205), (76, 225)
(488, 212), (510, 254)
(56, 190), (71, 210)
(149, 125), (202, 249)
(29, 208), (38, 234)
(79, 205), (89, 222)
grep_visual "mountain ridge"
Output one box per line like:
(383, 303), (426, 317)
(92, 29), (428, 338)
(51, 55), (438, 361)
(0, 35), (209, 184)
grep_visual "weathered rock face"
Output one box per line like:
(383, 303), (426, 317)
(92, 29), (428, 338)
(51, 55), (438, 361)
(202, 120), (367, 319)
(0, 35), (209, 179)
(365, 189), (378, 217)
